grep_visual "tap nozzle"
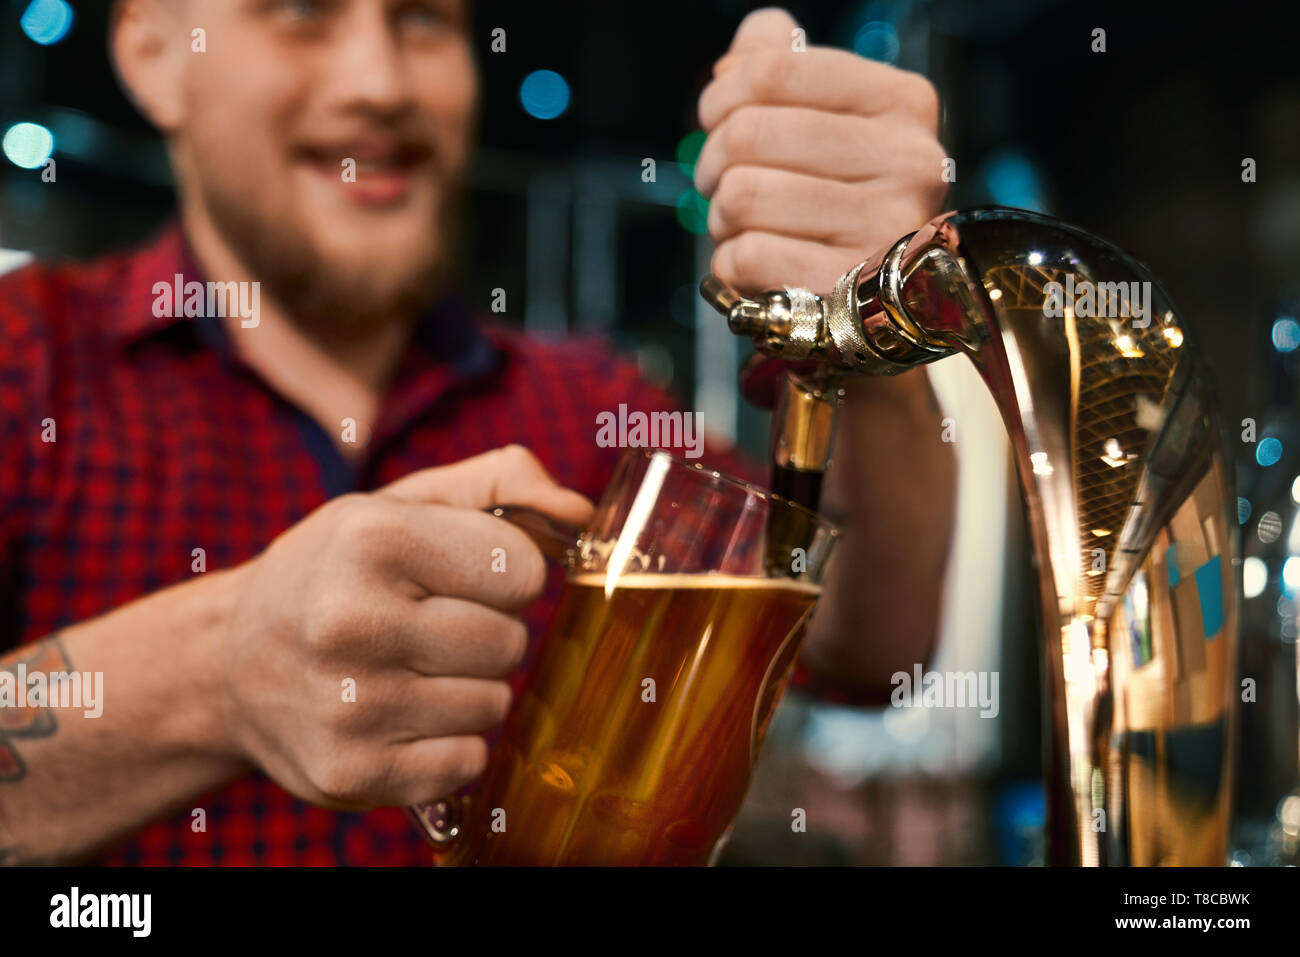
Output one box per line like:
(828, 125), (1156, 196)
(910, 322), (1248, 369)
(699, 276), (827, 359)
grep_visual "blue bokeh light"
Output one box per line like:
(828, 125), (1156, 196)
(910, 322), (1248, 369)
(2, 123), (55, 169)
(1237, 497), (1252, 525)
(519, 70), (570, 120)
(982, 150), (1046, 212)
(1272, 316), (1300, 353)
(1257, 437), (1283, 467)
(852, 21), (900, 63)
(20, 0), (74, 45)
(1284, 556), (1300, 595)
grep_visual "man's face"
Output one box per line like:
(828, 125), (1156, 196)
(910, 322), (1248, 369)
(159, 0), (477, 328)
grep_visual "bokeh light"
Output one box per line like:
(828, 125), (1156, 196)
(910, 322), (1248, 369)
(852, 21), (900, 63)
(675, 131), (707, 179)
(1289, 511), (1300, 554)
(519, 70), (570, 120)
(1283, 556), (1300, 593)
(1281, 793), (1300, 833)
(1237, 497), (1252, 525)
(981, 150), (1046, 212)
(1258, 511), (1283, 544)
(1272, 316), (1300, 353)
(20, 0), (74, 46)
(636, 343), (674, 385)
(2, 123), (55, 169)
(675, 188), (709, 235)
(1242, 557), (1267, 599)
(1257, 437), (1283, 467)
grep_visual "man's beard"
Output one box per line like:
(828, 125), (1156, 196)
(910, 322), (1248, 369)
(200, 179), (463, 337)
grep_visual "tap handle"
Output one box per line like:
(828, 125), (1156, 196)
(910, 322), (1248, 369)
(699, 275), (784, 339)
(699, 275), (746, 316)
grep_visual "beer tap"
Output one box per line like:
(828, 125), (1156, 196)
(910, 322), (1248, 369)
(698, 277), (842, 515)
(701, 206), (1241, 866)
(700, 222), (958, 512)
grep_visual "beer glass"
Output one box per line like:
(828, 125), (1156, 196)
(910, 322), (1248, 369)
(408, 448), (839, 865)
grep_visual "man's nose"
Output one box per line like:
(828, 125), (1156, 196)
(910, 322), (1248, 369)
(321, 9), (414, 116)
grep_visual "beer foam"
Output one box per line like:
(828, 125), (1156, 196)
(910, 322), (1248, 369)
(566, 572), (821, 595)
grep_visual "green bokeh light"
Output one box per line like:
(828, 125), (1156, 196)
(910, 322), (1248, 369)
(675, 188), (710, 234)
(675, 130), (707, 178)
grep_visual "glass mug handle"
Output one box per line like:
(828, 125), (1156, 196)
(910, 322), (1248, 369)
(405, 505), (580, 849)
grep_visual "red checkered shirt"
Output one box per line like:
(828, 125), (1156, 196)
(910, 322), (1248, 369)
(0, 221), (844, 865)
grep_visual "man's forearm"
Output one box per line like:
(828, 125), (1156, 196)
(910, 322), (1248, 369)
(802, 369), (958, 700)
(0, 567), (250, 864)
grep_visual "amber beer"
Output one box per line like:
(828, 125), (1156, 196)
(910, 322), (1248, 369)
(409, 448), (838, 864)
(433, 571), (820, 866)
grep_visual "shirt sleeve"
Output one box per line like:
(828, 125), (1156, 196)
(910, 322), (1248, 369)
(0, 273), (37, 655)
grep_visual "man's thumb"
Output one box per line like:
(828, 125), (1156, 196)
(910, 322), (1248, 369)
(714, 7), (802, 75)
(731, 7), (802, 53)
(376, 445), (594, 526)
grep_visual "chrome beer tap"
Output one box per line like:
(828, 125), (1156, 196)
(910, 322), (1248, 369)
(702, 206), (1241, 866)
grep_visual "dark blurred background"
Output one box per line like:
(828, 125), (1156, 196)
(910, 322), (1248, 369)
(3, 0), (1299, 864)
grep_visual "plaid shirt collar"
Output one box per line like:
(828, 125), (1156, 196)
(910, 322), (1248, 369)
(110, 218), (506, 387)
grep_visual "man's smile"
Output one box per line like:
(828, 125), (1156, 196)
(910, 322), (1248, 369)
(294, 137), (433, 206)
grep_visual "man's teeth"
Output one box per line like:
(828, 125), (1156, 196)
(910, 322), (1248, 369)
(306, 152), (408, 172)
(352, 156), (400, 172)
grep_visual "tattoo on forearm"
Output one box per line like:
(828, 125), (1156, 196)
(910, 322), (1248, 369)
(0, 636), (71, 784)
(0, 845), (26, 865)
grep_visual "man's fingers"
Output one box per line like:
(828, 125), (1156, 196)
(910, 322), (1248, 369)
(396, 676), (514, 740)
(706, 165), (937, 250)
(711, 229), (869, 298)
(400, 597), (530, 678)
(385, 503), (551, 610)
(695, 106), (940, 198)
(698, 47), (920, 131)
(380, 735), (491, 806)
(707, 165), (861, 246)
(377, 445), (594, 528)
